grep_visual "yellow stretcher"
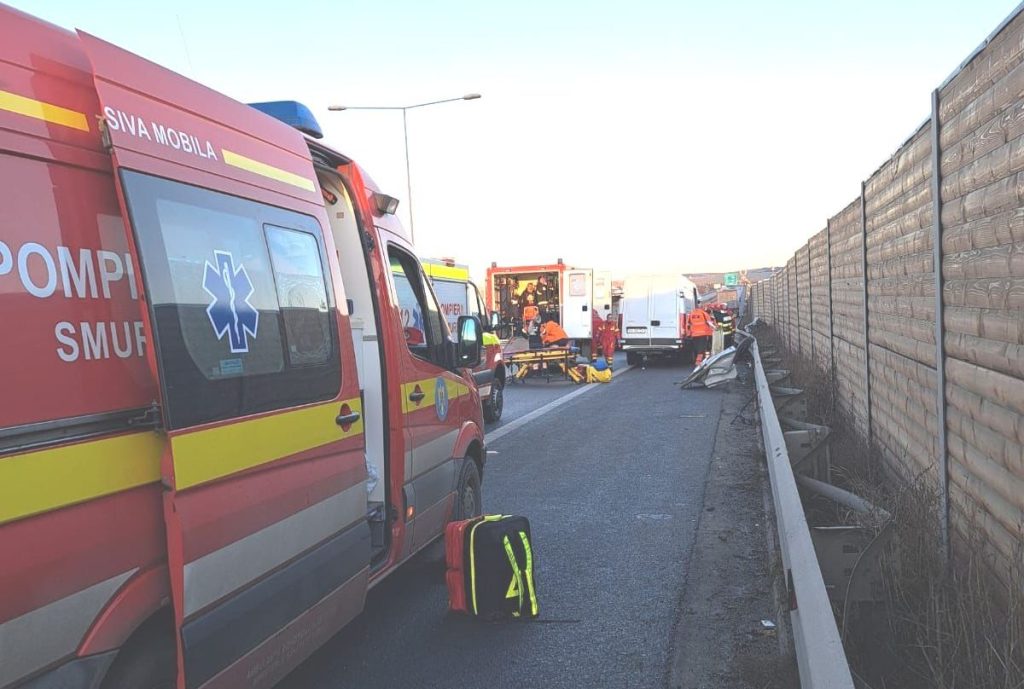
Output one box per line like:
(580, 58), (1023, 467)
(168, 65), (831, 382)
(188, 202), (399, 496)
(507, 347), (583, 383)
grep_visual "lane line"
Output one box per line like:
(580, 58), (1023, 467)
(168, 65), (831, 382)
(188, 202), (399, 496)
(485, 365), (633, 444)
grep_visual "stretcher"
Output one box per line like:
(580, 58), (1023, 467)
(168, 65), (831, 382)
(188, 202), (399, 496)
(506, 347), (583, 383)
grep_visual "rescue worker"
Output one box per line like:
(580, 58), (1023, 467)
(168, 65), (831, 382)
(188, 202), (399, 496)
(591, 312), (604, 361)
(522, 295), (541, 347)
(535, 275), (554, 307)
(599, 313), (619, 367)
(540, 313), (569, 347)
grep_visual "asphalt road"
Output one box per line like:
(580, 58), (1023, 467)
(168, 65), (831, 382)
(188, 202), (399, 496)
(280, 358), (731, 689)
(488, 350), (629, 433)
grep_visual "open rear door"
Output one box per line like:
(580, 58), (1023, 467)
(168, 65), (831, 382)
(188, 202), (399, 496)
(562, 269), (593, 339)
(593, 270), (613, 321)
(78, 33), (371, 689)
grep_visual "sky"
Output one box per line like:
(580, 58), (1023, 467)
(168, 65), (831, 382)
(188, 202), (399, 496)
(26, 0), (1021, 281)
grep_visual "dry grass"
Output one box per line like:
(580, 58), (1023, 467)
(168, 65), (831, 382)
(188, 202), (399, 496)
(756, 324), (1024, 689)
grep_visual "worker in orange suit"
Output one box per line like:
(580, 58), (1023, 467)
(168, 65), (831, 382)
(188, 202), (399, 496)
(540, 313), (569, 347)
(599, 313), (619, 367)
(591, 312), (604, 361)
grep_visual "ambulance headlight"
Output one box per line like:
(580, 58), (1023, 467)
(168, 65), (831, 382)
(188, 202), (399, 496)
(374, 193), (400, 215)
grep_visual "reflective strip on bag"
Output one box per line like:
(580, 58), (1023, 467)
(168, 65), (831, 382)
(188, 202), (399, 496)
(519, 530), (539, 617)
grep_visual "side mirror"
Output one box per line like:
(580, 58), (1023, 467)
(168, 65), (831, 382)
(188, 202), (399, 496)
(456, 315), (483, 368)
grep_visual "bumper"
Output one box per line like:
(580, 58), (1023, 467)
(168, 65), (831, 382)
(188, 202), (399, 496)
(622, 340), (684, 352)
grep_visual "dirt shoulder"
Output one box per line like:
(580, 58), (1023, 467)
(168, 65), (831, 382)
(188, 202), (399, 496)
(666, 366), (797, 689)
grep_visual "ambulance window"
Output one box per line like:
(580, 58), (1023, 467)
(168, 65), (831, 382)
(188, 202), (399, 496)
(265, 226), (331, 366)
(119, 171), (341, 430)
(388, 247), (446, 364)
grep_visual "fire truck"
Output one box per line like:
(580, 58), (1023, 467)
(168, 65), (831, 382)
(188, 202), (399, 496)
(0, 8), (487, 689)
(421, 258), (505, 422)
(485, 259), (612, 357)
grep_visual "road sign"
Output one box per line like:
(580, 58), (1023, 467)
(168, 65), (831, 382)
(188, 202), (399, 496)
(723, 272), (738, 287)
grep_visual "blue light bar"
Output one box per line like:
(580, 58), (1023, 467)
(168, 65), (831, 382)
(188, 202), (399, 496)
(248, 101), (323, 139)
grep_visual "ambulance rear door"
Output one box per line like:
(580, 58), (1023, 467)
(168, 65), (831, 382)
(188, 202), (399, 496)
(79, 33), (370, 689)
(593, 270), (613, 321)
(562, 268), (593, 339)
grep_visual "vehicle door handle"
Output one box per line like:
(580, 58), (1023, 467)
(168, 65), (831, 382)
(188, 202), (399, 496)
(336, 411), (361, 426)
(408, 390), (426, 403)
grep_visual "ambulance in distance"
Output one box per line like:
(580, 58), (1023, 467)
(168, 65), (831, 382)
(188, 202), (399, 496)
(0, 7), (487, 689)
(421, 257), (505, 422)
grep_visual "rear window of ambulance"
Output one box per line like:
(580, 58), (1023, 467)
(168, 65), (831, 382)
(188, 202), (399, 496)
(120, 170), (341, 429)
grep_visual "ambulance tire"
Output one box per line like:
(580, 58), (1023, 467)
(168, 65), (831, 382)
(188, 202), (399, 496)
(421, 458), (482, 568)
(626, 351), (639, 366)
(483, 380), (504, 423)
(101, 610), (175, 689)
(454, 459), (482, 521)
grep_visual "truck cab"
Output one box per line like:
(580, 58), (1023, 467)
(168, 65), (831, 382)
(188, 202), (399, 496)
(0, 10), (486, 689)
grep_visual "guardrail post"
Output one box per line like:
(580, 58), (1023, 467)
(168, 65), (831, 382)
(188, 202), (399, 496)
(931, 88), (950, 566)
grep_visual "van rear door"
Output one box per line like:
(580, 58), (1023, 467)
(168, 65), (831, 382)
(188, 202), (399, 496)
(650, 274), (682, 344)
(622, 275), (652, 345)
(78, 33), (370, 689)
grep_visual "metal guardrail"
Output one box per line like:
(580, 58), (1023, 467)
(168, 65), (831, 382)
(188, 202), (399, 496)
(749, 335), (856, 689)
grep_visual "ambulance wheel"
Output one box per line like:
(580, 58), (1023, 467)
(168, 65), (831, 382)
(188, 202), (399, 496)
(626, 351), (639, 366)
(483, 382), (504, 423)
(101, 610), (175, 689)
(455, 460), (482, 520)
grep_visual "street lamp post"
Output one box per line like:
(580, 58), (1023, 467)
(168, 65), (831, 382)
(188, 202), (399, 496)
(328, 94), (481, 243)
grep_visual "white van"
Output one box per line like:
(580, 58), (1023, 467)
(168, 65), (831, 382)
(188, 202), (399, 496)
(621, 274), (699, 364)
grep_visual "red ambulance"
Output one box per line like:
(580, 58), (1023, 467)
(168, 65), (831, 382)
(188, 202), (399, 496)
(0, 7), (487, 689)
(485, 260), (612, 358)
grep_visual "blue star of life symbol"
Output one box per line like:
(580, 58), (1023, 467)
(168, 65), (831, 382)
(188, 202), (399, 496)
(434, 377), (449, 421)
(203, 250), (259, 353)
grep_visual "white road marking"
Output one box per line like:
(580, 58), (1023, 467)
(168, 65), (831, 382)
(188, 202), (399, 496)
(485, 365), (633, 444)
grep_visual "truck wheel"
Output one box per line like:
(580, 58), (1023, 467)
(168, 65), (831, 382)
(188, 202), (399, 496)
(101, 611), (175, 689)
(482, 381), (504, 423)
(454, 459), (482, 520)
(626, 351), (639, 366)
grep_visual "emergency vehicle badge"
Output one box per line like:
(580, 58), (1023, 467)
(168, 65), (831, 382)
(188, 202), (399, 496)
(203, 250), (259, 353)
(434, 377), (449, 421)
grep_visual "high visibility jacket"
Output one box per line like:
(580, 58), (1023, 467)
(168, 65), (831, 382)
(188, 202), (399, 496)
(523, 304), (539, 323)
(540, 321), (568, 345)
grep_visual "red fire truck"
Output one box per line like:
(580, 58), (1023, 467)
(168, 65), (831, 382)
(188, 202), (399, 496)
(485, 260), (612, 357)
(0, 7), (487, 689)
